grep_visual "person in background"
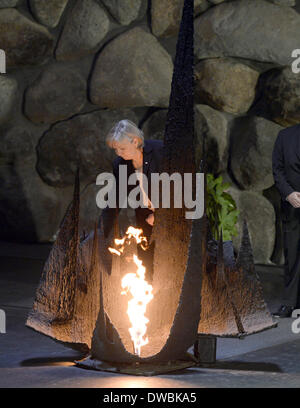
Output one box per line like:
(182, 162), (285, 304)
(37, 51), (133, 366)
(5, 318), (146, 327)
(99, 119), (163, 281)
(272, 123), (300, 318)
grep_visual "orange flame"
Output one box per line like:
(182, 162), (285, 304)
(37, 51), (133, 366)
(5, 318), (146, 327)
(108, 226), (153, 356)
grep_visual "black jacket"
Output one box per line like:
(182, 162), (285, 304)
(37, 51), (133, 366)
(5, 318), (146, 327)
(100, 139), (164, 238)
(272, 124), (300, 201)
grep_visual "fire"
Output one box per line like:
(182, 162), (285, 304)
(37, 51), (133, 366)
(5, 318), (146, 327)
(109, 226), (148, 254)
(108, 226), (153, 356)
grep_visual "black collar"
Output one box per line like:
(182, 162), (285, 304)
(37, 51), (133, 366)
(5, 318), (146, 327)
(143, 140), (153, 155)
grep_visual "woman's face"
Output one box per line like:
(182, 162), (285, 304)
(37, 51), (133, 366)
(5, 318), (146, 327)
(112, 135), (140, 160)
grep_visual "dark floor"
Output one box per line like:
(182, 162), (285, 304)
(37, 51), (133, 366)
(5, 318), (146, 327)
(0, 241), (300, 388)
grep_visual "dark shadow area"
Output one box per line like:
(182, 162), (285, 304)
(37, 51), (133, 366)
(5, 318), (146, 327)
(196, 360), (282, 373)
(0, 165), (38, 243)
(20, 355), (85, 367)
(263, 186), (284, 265)
(247, 66), (279, 121)
(226, 116), (246, 191)
(155, 360), (281, 376)
(0, 257), (44, 283)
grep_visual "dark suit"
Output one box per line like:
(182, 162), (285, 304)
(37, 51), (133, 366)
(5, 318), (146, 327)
(100, 139), (164, 280)
(272, 124), (300, 308)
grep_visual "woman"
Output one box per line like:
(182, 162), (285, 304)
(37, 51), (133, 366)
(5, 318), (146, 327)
(100, 119), (163, 280)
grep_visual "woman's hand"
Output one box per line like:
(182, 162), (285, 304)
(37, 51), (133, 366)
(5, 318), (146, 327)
(287, 191), (300, 208)
(145, 213), (154, 226)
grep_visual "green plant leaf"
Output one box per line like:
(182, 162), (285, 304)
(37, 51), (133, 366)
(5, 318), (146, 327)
(206, 173), (239, 241)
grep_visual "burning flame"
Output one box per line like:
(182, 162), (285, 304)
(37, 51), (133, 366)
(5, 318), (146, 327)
(108, 226), (153, 357)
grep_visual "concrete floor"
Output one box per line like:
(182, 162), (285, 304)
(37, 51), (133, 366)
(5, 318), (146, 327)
(0, 241), (300, 388)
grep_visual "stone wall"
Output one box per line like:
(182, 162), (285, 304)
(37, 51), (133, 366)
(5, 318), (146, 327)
(0, 0), (299, 265)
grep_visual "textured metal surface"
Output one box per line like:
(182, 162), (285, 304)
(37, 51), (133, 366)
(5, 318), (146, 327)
(26, 168), (80, 323)
(198, 219), (277, 337)
(84, 199), (206, 364)
(194, 335), (217, 364)
(75, 358), (196, 376)
(26, 170), (102, 349)
(78, 0), (201, 365)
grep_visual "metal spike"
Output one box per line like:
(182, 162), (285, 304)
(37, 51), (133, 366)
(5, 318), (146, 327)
(50, 167), (80, 322)
(94, 245), (107, 341)
(216, 228), (225, 285)
(223, 241), (236, 269)
(78, 222), (98, 293)
(236, 218), (255, 274)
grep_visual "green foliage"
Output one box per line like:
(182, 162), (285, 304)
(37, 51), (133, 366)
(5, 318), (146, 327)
(206, 173), (239, 241)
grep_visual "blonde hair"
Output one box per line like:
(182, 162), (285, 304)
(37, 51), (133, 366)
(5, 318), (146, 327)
(106, 119), (144, 149)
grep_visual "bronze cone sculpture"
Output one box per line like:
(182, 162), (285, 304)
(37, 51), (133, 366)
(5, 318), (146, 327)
(26, 0), (276, 368)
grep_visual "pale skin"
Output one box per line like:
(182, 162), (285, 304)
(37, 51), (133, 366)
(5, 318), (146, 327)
(111, 136), (154, 226)
(286, 192), (300, 208)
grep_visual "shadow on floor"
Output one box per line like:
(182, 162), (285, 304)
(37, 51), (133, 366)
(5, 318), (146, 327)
(196, 360), (282, 373)
(20, 355), (87, 367)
